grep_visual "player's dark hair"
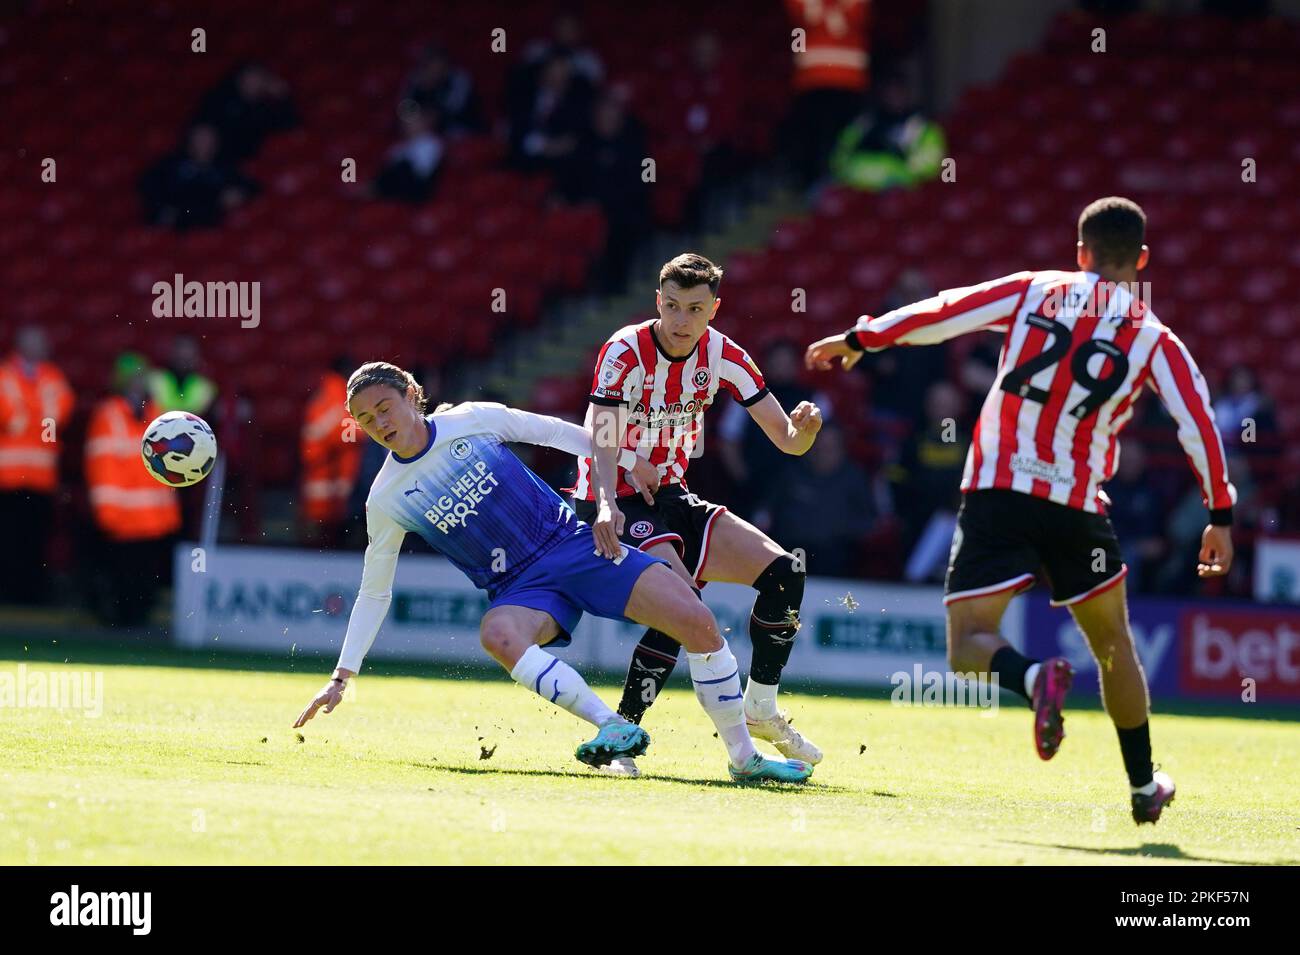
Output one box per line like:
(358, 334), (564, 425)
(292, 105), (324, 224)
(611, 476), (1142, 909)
(659, 252), (723, 295)
(1078, 196), (1146, 268)
(345, 361), (427, 413)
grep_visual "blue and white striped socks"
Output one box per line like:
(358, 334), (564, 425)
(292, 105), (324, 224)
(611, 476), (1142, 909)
(510, 644), (618, 727)
(687, 642), (758, 769)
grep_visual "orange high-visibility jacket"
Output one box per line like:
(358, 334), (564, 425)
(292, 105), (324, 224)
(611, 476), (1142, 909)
(786, 0), (870, 93)
(0, 356), (74, 493)
(85, 395), (181, 541)
(299, 372), (362, 524)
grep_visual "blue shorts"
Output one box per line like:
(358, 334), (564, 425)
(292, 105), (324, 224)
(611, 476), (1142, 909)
(488, 524), (667, 646)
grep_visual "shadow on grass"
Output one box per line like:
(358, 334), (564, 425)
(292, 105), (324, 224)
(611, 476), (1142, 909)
(414, 761), (857, 794)
(4, 635), (1296, 723)
(1002, 839), (1285, 866)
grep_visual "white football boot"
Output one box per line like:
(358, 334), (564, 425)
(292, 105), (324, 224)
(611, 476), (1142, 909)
(746, 711), (823, 764)
(592, 756), (641, 777)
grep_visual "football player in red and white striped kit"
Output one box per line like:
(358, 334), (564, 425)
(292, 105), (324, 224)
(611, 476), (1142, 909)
(806, 197), (1236, 824)
(573, 253), (826, 775)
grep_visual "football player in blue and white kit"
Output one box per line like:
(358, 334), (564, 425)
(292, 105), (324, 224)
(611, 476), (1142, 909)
(293, 361), (812, 783)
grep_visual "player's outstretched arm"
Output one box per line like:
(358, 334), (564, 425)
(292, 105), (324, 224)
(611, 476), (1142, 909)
(1147, 331), (1237, 579)
(294, 506), (404, 726)
(746, 391), (822, 455)
(806, 272), (1035, 372)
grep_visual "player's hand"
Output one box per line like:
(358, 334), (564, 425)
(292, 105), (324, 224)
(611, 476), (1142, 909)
(789, 401), (823, 436)
(1197, 525), (1233, 578)
(593, 497), (626, 560)
(294, 677), (347, 728)
(626, 457), (660, 505)
(805, 335), (862, 372)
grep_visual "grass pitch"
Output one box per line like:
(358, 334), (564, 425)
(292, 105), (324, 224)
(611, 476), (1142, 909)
(2, 641), (1297, 865)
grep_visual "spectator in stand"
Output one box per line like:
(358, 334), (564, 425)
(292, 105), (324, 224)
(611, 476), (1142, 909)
(1103, 440), (1168, 593)
(138, 124), (258, 230)
(565, 90), (650, 290)
(673, 32), (747, 230)
(515, 12), (605, 100)
(890, 381), (968, 583)
(830, 66), (947, 191)
(192, 61), (298, 164)
(762, 423), (876, 579)
(299, 356), (363, 547)
(1215, 365), (1277, 444)
(0, 326), (74, 605)
(403, 45), (483, 136)
(783, 0), (870, 186)
(150, 334), (217, 541)
(719, 338), (829, 516)
(85, 353), (180, 626)
(1214, 364), (1279, 484)
(151, 334), (216, 417)
(508, 54), (593, 179)
(372, 106), (445, 204)
(858, 269), (946, 436)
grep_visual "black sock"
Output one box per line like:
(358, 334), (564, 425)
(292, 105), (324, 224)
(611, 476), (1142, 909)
(1116, 721), (1154, 789)
(989, 646), (1037, 702)
(749, 555), (806, 686)
(616, 628), (681, 723)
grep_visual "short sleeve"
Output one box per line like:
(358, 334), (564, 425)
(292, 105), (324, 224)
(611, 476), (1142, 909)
(718, 337), (768, 407)
(589, 339), (643, 406)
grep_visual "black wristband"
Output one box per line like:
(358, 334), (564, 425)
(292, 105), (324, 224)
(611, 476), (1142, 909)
(844, 331), (864, 352)
(1209, 507), (1233, 527)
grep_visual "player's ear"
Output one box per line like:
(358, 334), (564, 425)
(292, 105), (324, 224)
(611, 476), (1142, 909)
(1135, 245), (1150, 271)
(710, 296), (721, 321)
(1076, 240), (1090, 271)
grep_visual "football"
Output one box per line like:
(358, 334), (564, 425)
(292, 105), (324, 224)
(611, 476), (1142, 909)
(141, 411), (218, 487)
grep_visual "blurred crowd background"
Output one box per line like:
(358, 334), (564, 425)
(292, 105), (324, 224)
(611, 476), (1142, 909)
(3, 0), (1299, 626)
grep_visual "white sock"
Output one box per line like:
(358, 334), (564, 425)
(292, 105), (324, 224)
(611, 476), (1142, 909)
(1131, 778), (1158, 796)
(687, 642), (758, 769)
(1024, 663), (1041, 698)
(510, 645), (617, 727)
(743, 679), (778, 720)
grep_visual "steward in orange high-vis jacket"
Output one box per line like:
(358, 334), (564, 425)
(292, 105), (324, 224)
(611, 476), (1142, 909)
(84, 353), (180, 625)
(0, 326), (74, 604)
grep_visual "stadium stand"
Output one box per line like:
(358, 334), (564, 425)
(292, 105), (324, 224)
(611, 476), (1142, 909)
(1, 0), (791, 490)
(2, 2), (1295, 597)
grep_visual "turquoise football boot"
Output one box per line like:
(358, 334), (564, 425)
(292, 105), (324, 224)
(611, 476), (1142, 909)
(575, 720), (650, 768)
(728, 752), (813, 784)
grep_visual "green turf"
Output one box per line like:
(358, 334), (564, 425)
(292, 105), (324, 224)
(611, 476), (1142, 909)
(1, 647), (1297, 865)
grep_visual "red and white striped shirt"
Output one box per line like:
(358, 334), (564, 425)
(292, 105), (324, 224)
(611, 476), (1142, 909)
(849, 270), (1237, 519)
(573, 320), (768, 501)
